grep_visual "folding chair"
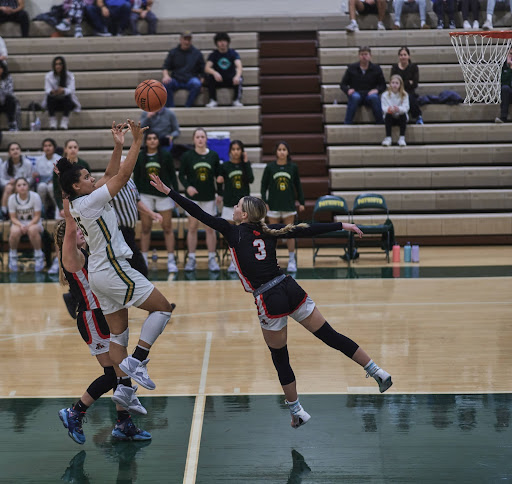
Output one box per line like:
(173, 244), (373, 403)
(311, 195), (352, 265)
(351, 193), (393, 262)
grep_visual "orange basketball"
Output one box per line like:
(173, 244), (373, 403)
(135, 79), (167, 112)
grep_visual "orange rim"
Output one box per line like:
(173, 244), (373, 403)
(449, 30), (512, 38)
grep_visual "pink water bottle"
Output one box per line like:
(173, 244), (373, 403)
(392, 244), (400, 262)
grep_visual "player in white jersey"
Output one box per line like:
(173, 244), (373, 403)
(7, 177), (45, 272)
(56, 120), (175, 397)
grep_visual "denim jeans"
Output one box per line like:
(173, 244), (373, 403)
(164, 77), (202, 107)
(130, 10), (157, 34)
(344, 91), (384, 124)
(393, 0), (427, 23)
(487, 0), (512, 15)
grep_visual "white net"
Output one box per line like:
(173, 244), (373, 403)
(450, 33), (512, 104)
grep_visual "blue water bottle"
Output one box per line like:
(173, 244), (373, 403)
(404, 242), (412, 262)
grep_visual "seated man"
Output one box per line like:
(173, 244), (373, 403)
(130, 0), (157, 35)
(340, 46), (386, 125)
(85, 0), (131, 36)
(0, 0), (29, 38)
(496, 48), (512, 123)
(161, 31), (205, 108)
(204, 32), (243, 107)
(483, 0), (510, 29)
(393, 0), (430, 29)
(345, 0), (387, 32)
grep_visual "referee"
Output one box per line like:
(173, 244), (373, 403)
(111, 178), (162, 277)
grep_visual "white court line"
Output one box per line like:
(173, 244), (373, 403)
(183, 331), (212, 484)
(0, 327), (76, 342)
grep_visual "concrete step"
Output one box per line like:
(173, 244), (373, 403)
(327, 144), (512, 167)
(332, 189), (512, 212)
(12, 67), (259, 91)
(330, 166), (512, 189)
(16, 87), (260, 109)
(324, 104), (499, 124)
(325, 123), (512, 145)
(4, 125), (261, 150)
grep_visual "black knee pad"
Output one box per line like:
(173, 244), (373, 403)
(86, 367), (117, 401)
(268, 345), (295, 386)
(104, 365), (117, 387)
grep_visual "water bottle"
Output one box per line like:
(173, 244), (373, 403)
(404, 242), (412, 263)
(152, 249), (158, 264)
(412, 245), (420, 263)
(392, 244), (400, 262)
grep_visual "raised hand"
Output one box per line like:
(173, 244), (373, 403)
(126, 119), (148, 143)
(149, 173), (171, 195)
(111, 121), (129, 145)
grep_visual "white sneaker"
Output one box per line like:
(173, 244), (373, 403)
(56, 20), (70, 32)
(208, 257), (220, 271)
(368, 368), (393, 393)
(381, 136), (392, 147)
(119, 356), (155, 390)
(60, 117), (69, 130)
(184, 257), (196, 271)
(49, 117), (57, 130)
(205, 99), (218, 108)
(232, 99), (244, 107)
(287, 259), (297, 272)
(167, 259), (178, 273)
(111, 384), (147, 415)
(398, 136), (407, 147)
(482, 19), (493, 30)
(463, 20), (471, 29)
(472, 20), (479, 29)
(227, 260), (237, 273)
(48, 256), (60, 274)
(8, 255), (18, 272)
(35, 254), (45, 272)
(286, 400), (311, 429)
(377, 21), (386, 30)
(345, 20), (359, 32)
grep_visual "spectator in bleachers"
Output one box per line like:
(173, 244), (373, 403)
(381, 74), (410, 147)
(392, 0), (429, 29)
(140, 106), (181, 153)
(134, 131), (179, 273)
(0, 60), (19, 131)
(130, 0), (157, 35)
(55, 0), (85, 38)
(85, 0), (130, 36)
(433, 0), (456, 29)
(161, 31), (205, 108)
(0, 0), (29, 38)
(8, 177), (45, 272)
(204, 32), (243, 108)
(0, 35), (8, 61)
(482, 0), (505, 30)
(179, 128), (221, 272)
(461, 0), (479, 29)
(391, 46), (423, 124)
(260, 140), (305, 273)
(1, 142), (32, 220)
(345, 0), (387, 32)
(52, 139), (90, 220)
(43, 56), (81, 130)
(33, 138), (60, 218)
(340, 46), (385, 125)
(496, 48), (512, 123)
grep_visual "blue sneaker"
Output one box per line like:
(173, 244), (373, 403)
(112, 417), (152, 441)
(59, 407), (86, 444)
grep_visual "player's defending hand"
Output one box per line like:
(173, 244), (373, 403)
(111, 121), (129, 146)
(343, 223), (364, 238)
(127, 119), (148, 143)
(149, 174), (171, 195)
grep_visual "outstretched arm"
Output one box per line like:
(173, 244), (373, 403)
(149, 174), (231, 235)
(279, 221), (364, 239)
(61, 198), (85, 273)
(95, 121), (129, 189)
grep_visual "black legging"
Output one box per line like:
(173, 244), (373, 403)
(461, 0), (480, 21)
(0, 10), (29, 37)
(407, 91), (422, 119)
(46, 94), (75, 116)
(206, 74), (243, 102)
(385, 113), (407, 136)
(0, 94), (17, 123)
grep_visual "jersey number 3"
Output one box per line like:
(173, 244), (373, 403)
(253, 239), (267, 260)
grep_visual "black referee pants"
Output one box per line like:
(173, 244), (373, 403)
(120, 226), (148, 277)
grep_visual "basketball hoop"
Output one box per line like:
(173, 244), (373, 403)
(449, 31), (512, 104)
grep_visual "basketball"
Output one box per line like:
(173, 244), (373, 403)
(135, 79), (167, 112)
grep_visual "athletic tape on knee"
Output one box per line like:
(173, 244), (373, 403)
(140, 311), (171, 345)
(110, 328), (129, 347)
(268, 345), (295, 386)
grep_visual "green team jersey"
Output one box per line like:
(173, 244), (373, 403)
(53, 158), (90, 210)
(260, 160), (305, 212)
(218, 160), (254, 207)
(133, 149), (178, 198)
(179, 149), (221, 201)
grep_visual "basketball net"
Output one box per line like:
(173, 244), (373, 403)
(450, 31), (512, 104)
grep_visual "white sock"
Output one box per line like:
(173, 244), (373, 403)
(34, 249), (43, 257)
(289, 252), (296, 261)
(487, 14), (492, 22)
(168, 253), (175, 261)
(9, 249), (17, 257)
(188, 253), (196, 259)
(208, 252), (216, 259)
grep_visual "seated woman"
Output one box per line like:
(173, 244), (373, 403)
(33, 137), (60, 218)
(7, 177), (45, 272)
(0, 61), (19, 131)
(42, 56), (81, 130)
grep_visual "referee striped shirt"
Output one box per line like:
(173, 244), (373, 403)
(111, 179), (140, 229)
